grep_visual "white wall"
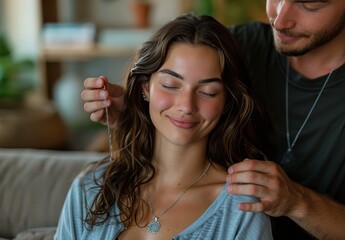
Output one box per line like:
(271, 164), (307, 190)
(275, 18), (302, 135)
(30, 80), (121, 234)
(3, 0), (41, 59)
(0, 1), (4, 34)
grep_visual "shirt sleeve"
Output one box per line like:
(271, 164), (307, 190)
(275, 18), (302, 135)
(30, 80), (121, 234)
(54, 175), (88, 240)
(223, 195), (273, 240)
(235, 209), (273, 239)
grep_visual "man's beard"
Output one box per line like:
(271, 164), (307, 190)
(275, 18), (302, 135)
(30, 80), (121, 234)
(272, 13), (345, 56)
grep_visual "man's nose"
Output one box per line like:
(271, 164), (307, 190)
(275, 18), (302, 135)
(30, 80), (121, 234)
(272, 1), (295, 30)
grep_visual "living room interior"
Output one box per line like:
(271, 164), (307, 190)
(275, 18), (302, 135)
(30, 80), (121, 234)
(0, 0), (266, 239)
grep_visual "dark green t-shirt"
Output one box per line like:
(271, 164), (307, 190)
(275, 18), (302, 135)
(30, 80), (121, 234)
(230, 22), (345, 239)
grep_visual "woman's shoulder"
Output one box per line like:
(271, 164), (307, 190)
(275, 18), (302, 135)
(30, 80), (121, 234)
(175, 184), (272, 239)
(69, 163), (108, 196)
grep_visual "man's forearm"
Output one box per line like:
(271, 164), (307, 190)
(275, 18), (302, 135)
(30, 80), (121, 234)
(289, 186), (345, 240)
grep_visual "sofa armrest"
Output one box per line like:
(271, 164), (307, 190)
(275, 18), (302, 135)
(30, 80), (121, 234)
(0, 148), (106, 239)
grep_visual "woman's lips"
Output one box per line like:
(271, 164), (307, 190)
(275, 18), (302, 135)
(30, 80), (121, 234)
(169, 117), (198, 129)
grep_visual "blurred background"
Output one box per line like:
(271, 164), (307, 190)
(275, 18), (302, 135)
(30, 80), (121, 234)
(0, 0), (266, 151)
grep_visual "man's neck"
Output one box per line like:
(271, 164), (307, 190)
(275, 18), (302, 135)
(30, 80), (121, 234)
(289, 32), (345, 79)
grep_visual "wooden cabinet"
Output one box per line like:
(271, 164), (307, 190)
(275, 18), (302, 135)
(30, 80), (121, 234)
(38, 0), (265, 99)
(39, 43), (137, 99)
(38, 0), (186, 99)
(39, 0), (138, 99)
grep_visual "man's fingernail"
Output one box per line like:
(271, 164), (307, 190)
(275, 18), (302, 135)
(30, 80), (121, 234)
(97, 78), (103, 85)
(227, 185), (233, 193)
(100, 91), (106, 99)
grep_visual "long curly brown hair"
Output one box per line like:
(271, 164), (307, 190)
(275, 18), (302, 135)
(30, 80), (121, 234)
(84, 13), (272, 229)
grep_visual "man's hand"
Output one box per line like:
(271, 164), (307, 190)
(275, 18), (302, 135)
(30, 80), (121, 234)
(81, 76), (124, 128)
(226, 159), (305, 217)
(226, 159), (345, 239)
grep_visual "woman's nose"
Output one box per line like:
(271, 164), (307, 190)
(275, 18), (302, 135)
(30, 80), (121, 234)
(176, 91), (197, 114)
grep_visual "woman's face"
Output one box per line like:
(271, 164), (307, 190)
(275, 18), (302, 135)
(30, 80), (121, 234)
(143, 43), (225, 146)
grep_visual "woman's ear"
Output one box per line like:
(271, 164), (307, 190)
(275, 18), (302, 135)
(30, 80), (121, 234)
(142, 82), (150, 101)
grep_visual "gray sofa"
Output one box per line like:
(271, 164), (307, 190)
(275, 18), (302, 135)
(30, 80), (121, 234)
(0, 148), (106, 240)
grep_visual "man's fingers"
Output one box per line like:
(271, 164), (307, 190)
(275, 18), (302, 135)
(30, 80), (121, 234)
(228, 170), (265, 184)
(237, 201), (265, 212)
(84, 76), (107, 88)
(227, 183), (270, 198)
(229, 160), (282, 177)
(229, 159), (269, 173)
(84, 100), (110, 113)
(90, 109), (105, 123)
(81, 89), (109, 102)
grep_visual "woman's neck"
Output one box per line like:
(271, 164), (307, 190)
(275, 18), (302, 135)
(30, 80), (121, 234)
(151, 139), (209, 190)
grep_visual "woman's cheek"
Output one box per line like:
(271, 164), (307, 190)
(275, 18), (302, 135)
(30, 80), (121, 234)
(150, 90), (174, 111)
(201, 96), (225, 118)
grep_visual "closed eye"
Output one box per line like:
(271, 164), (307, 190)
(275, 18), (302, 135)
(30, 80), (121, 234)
(296, 0), (328, 11)
(199, 92), (217, 97)
(162, 84), (179, 90)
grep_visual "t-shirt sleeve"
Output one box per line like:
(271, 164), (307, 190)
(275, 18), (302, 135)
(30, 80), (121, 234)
(54, 175), (89, 240)
(236, 209), (273, 239)
(227, 195), (273, 240)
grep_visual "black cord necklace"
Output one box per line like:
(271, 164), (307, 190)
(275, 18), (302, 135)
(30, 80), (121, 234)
(283, 60), (334, 164)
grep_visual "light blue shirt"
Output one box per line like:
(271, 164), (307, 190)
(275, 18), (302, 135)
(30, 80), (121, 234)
(55, 168), (273, 240)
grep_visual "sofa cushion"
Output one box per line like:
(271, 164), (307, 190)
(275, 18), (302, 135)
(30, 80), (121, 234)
(14, 227), (56, 240)
(0, 148), (106, 239)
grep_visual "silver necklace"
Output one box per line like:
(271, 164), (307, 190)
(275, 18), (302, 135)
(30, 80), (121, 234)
(283, 60), (334, 163)
(146, 162), (211, 234)
(103, 85), (113, 161)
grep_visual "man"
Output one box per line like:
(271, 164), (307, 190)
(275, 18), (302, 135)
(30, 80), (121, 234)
(81, 0), (345, 239)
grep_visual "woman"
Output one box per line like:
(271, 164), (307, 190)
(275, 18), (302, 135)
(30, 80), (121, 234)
(55, 13), (272, 239)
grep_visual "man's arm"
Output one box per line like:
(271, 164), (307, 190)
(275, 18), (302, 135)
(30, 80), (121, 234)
(226, 159), (345, 239)
(292, 186), (345, 240)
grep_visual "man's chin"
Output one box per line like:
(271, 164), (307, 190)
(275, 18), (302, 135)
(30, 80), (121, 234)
(273, 33), (310, 56)
(278, 49), (307, 57)
(274, 42), (309, 57)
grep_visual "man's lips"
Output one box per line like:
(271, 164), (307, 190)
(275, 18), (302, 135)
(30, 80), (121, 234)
(169, 117), (199, 129)
(276, 31), (299, 43)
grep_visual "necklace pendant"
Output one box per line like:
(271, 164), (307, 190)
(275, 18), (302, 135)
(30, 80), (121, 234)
(282, 148), (295, 164)
(148, 217), (160, 234)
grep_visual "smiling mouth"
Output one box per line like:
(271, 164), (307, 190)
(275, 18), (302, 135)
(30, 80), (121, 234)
(169, 117), (198, 129)
(276, 31), (300, 43)
(274, 28), (309, 43)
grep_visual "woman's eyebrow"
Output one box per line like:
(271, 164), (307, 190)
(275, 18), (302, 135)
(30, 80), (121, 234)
(158, 69), (183, 79)
(158, 69), (222, 83)
(296, 0), (328, 3)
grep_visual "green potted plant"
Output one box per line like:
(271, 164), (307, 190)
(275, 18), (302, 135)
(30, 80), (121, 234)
(225, 0), (266, 24)
(0, 35), (34, 108)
